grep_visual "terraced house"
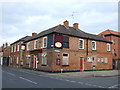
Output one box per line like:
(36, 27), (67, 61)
(98, 30), (120, 69)
(11, 20), (111, 72)
(10, 36), (32, 68)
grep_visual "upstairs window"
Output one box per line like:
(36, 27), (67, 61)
(11, 45), (13, 52)
(92, 41), (96, 50)
(27, 42), (30, 50)
(14, 44), (16, 52)
(34, 40), (38, 49)
(43, 37), (47, 48)
(107, 43), (110, 51)
(17, 44), (19, 51)
(63, 36), (69, 48)
(79, 39), (84, 49)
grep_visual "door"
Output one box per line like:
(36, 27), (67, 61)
(80, 57), (84, 71)
(33, 55), (37, 69)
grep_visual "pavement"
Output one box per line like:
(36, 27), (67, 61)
(14, 67), (119, 78)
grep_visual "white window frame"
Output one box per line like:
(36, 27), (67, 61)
(104, 58), (108, 64)
(107, 43), (111, 51)
(43, 37), (47, 48)
(11, 57), (12, 63)
(34, 40), (38, 49)
(62, 53), (69, 65)
(101, 58), (104, 63)
(92, 41), (96, 50)
(11, 45), (13, 52)
(27, 42), (30, 51)
(42, 53), (47, 65)
(79, 39), (84, 49)
(17, 44), (19, 51)
(97, 58), (100, 62)
(16, 56), (19, 64)
(14, 44), (16, 52)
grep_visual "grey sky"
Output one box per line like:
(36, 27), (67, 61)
(0, 0), (118, 46)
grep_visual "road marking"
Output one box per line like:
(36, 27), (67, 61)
(4, 67), (106, 88)
(19, 77), (38, 85)
(108, 84), (120, 88)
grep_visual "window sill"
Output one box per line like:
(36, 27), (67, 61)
(62, 65), (69, 66)
(41, 65), (47, 66)
(92, 50), (96, 51)
(79, 48), (84, 50)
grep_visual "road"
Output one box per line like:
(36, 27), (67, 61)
(2, 66), (120, 89)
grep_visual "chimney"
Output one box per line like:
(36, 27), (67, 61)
(6, 42), (8, 47)
(73, 23), (79, 30)
(63, 20), (69, 28)
(32, 33), (37, 36)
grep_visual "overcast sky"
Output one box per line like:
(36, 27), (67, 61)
(0, 0), (118, 46)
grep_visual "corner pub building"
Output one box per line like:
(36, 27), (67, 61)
(10, 21), (113, 72)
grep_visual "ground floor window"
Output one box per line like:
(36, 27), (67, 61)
(16, 56), (19, 64)
(26, 55), (31, 65)
(42, 53), (47, 65)
(62, 53), (69, 65)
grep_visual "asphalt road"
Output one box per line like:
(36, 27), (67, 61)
(2, 66), (120, 89)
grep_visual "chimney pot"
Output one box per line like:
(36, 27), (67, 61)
(73, 23), (79, 30)
(32, 33), (37, 36)
(6, 43), (8, 47)
(63, 20), (69, 28)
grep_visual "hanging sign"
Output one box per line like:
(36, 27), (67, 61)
(55, 42), (62, 48)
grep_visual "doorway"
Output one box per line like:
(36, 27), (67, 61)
(80, 57), (84, 71)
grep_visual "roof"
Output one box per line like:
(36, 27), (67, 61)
(11, 36), (32, 45)
(98, 29), (120, 36)
(25, 24), (111, 43)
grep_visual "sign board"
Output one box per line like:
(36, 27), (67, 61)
(55, 42), (62, 48)
(54, 50), (60, 52)
(21, 45), (25, 50)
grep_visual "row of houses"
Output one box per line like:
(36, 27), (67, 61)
(1, 20), (120, 72)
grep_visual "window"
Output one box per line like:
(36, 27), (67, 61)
(11, 57), (12, 63)
(11, 45), (13, 52)
(16, 56), (19, 64)
(101, 58), (104, 63)
(26, 56), (30, 65)
(42, 53), (47, 65)
(92, 41), (96, 50)
(43, 37), (47, 48)
(14, 44), (16, 52)
(107, 43), (110, 51)
(104, 58), (108, 63)
(63, 36), (69, 48)
(62, 53), (69, 65)
(97, 58), (100, 62)
(34, 40), (38, 49)
(27, 42), (30, 50)
(17, 44), (19, 51)
(113, 49), (117, 56)
(79, 39), (84, 49)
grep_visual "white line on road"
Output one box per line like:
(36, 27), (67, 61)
(19, 77), (38, 84)
(108, 84), (120, 88)
(7, 72), (15, 76)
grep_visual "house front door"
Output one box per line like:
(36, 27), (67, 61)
(80, 57), (84, 71)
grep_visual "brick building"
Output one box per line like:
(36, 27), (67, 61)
(2, 43), (10, 66)
(14, 20), (112, 72)
(0, 46), (3, 65)
(10, 36), (32, 68)
(98, 30), (120, 69)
